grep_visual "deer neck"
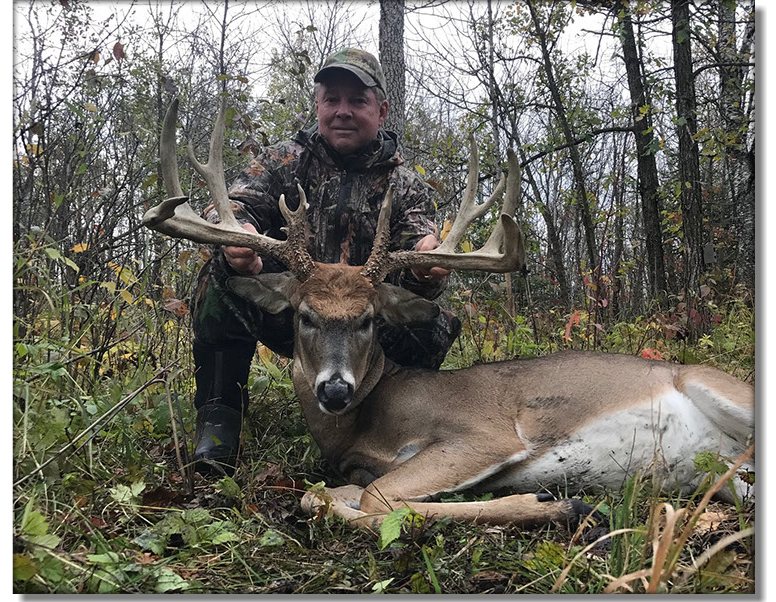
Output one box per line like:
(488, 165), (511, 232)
(292, 339), (388, 461)
(351, 342), (387, 405)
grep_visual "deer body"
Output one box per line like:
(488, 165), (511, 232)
(296, 352), (751, 498)
(144, 99), (754, 530)
(228, 263), (753, 529)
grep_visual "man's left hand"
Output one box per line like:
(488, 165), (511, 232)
(411, 234), (451, 281)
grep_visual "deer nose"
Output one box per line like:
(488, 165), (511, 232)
(317, 375), (353, 412)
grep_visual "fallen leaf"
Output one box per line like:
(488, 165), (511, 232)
(694, 511), (729, 534)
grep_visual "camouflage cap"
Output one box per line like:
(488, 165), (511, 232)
(314, 48), (387, 95)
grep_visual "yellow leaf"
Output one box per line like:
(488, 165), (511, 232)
(71, 243), (88, 253)
(119, 289), (134, 305)
(414, 164), (426, 176)
(144, 297), (154, 308)
(258, 345), (274, 364)
(440, 220), (453, 242)
(108, 262), (137, 285)
(100, 281), (116, 293)
(84, 103), (98, 112)
(461, 240), (473, 253)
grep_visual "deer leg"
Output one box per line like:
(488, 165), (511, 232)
(301, 484), (388, 532)
(306, 443), (598, 529)
(360, 486), (594, 528)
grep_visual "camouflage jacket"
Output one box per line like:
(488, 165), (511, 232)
(216, 125), (447, 300)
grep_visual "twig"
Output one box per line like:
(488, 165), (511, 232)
(22, 320), (146, 383)
(163, 372), (192, 494)
(13, 362), (176, 488)
(673, 527), (755, 588)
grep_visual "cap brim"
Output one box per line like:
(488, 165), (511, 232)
(314, 64), (380, 90)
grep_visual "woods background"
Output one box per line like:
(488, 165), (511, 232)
(12, 0), (757, 594)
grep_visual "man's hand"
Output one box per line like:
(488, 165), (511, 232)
(410, 234), (451, 281)
(223, 223), (263, 275)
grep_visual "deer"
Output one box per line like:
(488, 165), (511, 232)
(143, 98), (754, 531)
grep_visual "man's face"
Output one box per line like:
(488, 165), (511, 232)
(315, 72), (388, 155)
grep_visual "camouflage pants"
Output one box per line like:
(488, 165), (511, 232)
(190, 257), (461, 409)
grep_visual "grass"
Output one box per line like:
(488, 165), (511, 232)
(12, 240), (755, 593)
(12, 350), (755, 593)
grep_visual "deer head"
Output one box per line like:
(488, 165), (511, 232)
(143, 99), (525, 415)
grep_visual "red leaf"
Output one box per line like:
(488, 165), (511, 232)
(641, 348), (664, 361)
(564, 310), (581, 342)
(163, 298), (189, 316)
(113, 42), (125, 61)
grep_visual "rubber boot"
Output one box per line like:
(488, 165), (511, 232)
(193, 404), (243, 476)
(191, 342), (255, 476)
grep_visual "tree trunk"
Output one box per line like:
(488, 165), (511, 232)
(527, 1), (598, 275)
(617, 3), (667, 302)
(379, 0), (406, 146)
(671, 0), (707, 337)
(516, 139), (571, 307)
(718, 0), (755, 295)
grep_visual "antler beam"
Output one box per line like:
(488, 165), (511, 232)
(361, 135), (525, 283)
(142, 98), (314, 281)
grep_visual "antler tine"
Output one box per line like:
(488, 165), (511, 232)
(186, 98), (240, 231)
(360, 184), (395, 281)
(478, 148), (521, 255)
(359, 135), (525, 283)
(277, 184), (315, 279)
(436, 135), (503, 253)
(160, 97), (184, 198)
(143, 99), (315, 281)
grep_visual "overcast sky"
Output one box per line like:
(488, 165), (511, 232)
(11, 0), (636, 103)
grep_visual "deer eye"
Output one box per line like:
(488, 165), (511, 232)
(358, 317), (373, 331)
(300, 314), (315, 328)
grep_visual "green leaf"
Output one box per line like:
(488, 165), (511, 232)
(694, 450), (727, 475)
(372, 578), (394, 593)
(211, 529), (240, 545)
(377, 507), (411, 550)
(29, 533), (61, 550)
(133, 529), (167, 555)
(42, 247), (62, 262)
(215, 476), (242, 500)
(22, 507), (49, 537)
(258, 529), (284, 548)
(141, 173), (158, 190)
(154, 568), (189, 593)
(181, 508), (212, 525)
(13, 554), (38, 581)
(87, 552), (122, 564)
(108, 480), (145, 505)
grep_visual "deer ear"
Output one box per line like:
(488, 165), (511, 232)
(227, 273), (296, 314)
(375, 283), (440, 325)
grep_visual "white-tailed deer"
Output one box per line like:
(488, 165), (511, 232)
(144, 99), (754, 530)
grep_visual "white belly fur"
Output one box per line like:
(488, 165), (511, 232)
(486, 390), (753, 500)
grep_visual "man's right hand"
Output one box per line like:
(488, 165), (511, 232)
(223, 223), (263, 275)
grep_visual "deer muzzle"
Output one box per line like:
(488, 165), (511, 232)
(316, 374), (354, 413)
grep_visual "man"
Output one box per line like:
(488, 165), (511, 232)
(191, 48), (460, 475)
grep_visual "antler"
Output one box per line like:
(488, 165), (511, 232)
(142, 97), (315, 281)
(360, 135), (525, 283)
